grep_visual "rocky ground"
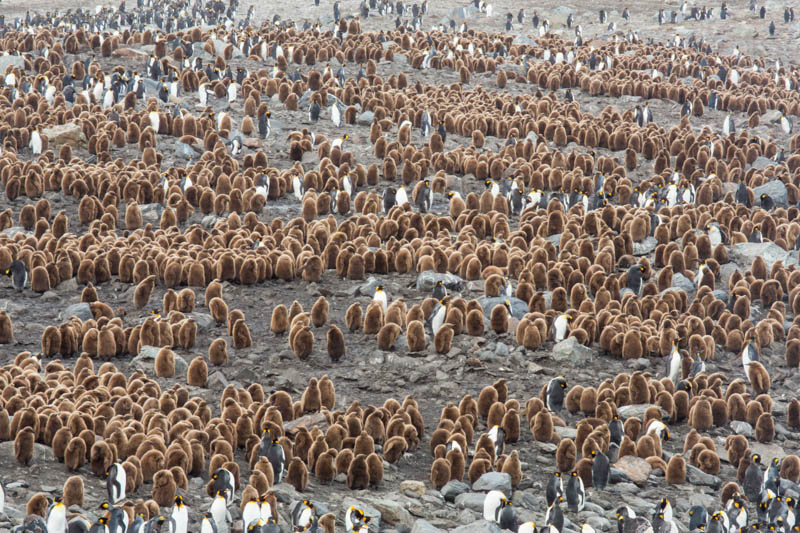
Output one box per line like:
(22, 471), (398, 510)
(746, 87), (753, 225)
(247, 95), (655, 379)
(0, 0), (798, 532)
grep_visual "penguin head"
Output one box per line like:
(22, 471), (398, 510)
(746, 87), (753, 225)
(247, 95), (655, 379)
(99, 517), (109, 525)
(752, 453), (762, 464)
(503, 300), (511, 310)
(440, 295), (451, 306)
(99, 502), (111, 510)
(485, 179), (494, 188)
(53, 496), (64, 507)
(771, 457), (780, 467)
(375, 285), (385, 293)
(571, 471), (578, 478)
(175, 495), (184, 506)
(152, 308), (162, 319)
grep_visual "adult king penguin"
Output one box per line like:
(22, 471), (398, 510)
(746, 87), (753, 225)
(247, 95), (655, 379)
(546, 376), (568, 412)
(106, 461), (126, 504)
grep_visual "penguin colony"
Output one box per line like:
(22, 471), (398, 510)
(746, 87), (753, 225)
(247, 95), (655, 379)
(0, 0), (799, 532)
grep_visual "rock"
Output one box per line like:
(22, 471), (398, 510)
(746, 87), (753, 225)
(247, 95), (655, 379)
(417, 271), (465, 292)
(472, 472), (512, 493)
(552, 337), (593, 365)
(613, 456), (652, 487)
(364, 496), (412, 526)
(762, 109), (782, 123)
(342, 499), (381, 530)
(40, 291), (59, 302)
(454, 493), (486, 512)
(139, 203), (164, 224)
(0, 442), (55, 464)
(553, 5), (577, 16)
(1, 227), (30, 238)
(411, 520), (445, 533)
(284, 412), (329, 437)
(730, 421), (753, 437)
(59, 302), (93, 322)
(633, 237), (658, 256)
(730, 242), (793, 270)
(400, 480), (426, 497)
(451, 520), (503, 533)
(555, 426), (578, 439)
(478, 297), (527, 319)
(671, 273), (696, 294)
(753, 179), (787, 206)
(748, 441), (786, 466)
(188, 312), (215, 331)
(719, 263), (741, 289)
(42, 123), (87, 148)
(617, 404), (671, 423)
(201, 215), (220, 229)
(242, 137), (262, 149)
(450, 6), (479, 19)
(213, 38), (243, 57)
(750, 156), (775, 171)
(357, 111), (375, 126)
(113, 47), (149, 58)
(441, 480), (470, 502)
(685, 465), (722, 488)
(0, 56), (24, 73)
(513, 35), (536, 46)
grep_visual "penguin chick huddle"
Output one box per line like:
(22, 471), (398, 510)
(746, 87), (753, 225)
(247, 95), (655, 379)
(1, 0), (800, 531)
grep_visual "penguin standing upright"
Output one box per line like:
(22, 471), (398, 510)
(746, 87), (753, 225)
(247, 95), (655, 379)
(106, 461), (126, 504)
(396, 185), (409, 207)
(345, 506), (369, 532)
(430, 296), (449, 335)
(107, 505), (129, 533)
(292, 175), (305, 202)
(29, 127), (42, 155)
(172, 496), (188, 533)
(416, 180), (432, 213)
(552, 314), (572, 342)
(309, 96), (321, 122)
(373, 285), (388, 315)
(546, 472), (564, 506)
(46, 497), (68, 533)
(483, 491), (508, 522)
(566, 471), (585, 512)
(744, 455), (764, 502)
(546, 377), (568, 412)
(689, 506), (710, 531)
(781, 113), (793, 134)
(292, 500), (315, 529)
(666, 339), (681, 383)
(627, 265), (646, 294)
(383, 188), (397, 213)
(258, 110), (271, 140)
(4, 260), (27, 291)
(723, 113), (735, 135)
(209, 492), (231, 533)
(90, 517), (110, 533)
(495, 499), (516, 530)
(689, 352), (706, 378)
(592, 448), (610, 490)
(210, 469), (235, 506)
(546, 498), (565, 532)
(260, 433), (286, 483)
(200, 512), (218, 533)
(609, 415), (623, 445)
(488, 425), (505, 458)
(741, 334), (759, 376)
(432, 280), (447, 300)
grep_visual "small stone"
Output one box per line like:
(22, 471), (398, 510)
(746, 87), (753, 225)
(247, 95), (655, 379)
(454, 493), (486, 512)
(411, 520), (445, 533)
(40, 291), (59, 302)
(188, 312), (215, 331)
(617, 404), (671, 422)
(400, 481), (426, 497)
(685, 465), (722, 489)
(42, 122), (87, 148)
(59, 302), (93, 322)
(552, 337), (593, 365)
(472, 472), (512, 493)
(730, 421), (753, 437)
(495, 343), (509, 357)
(633, 236), (658, 256)
(613, 456), (652, 487)
(441, 480), (470, 502)
(451, 520), (503, 533)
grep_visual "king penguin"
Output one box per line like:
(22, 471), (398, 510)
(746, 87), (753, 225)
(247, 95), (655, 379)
(260, 431), (286, 483)
(566, 471), (585, 512)
(210, 469), (235, 506)
(432, 280), (447, 300)
(592, 448), (610, 489)
(292, 500), (315, 529)
(546, 472), (564, 506)
(741, 334), (759, 377)
(666, 339), (681, 384)
(172, 496), (188, 533)
(416, 180), (432, 213)
(488, 425), (505, 458)
(552, 314), (572, 342)
(546, 376), (568, 412)
(4, 260), (27, 291)
(373, 285), (388, 315)
(626, 265), (646, 294)
(29, 127), (42, 155)
(46, 496), (68, 533)
(106, 461), (126, 504)
(242, 498), (261, 529)
(483, 491), (508, 522)
(346, 506), (369, 532)
(200, 513), (218, 533)
(209, 492), (231, 532)
(744, 454), (764, 502)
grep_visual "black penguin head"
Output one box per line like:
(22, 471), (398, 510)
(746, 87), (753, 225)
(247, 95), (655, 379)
(99, 502), (111, 510)
(175, 495), (184, 505)
(752, 454), (762, 464)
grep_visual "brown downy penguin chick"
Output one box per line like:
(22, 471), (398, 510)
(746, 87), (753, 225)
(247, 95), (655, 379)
(187, 357), (208, 387)
(0, 311), (13, 343)
(556, 440), (577, 472)
(205, 279), (223, 307)
(755, 413), (774, 442)
(501, 449), (522, 488)
(533, 410), (554, 443)
(346, 303), (363, 332)
(347, 454), (370, 490)
(407, 320), (427, 352)
(293, 327), (314, 359)
(315, 449), (336, 484)
(434, 324), (454, 353)
(209, 338), (228, 365)
(326, 325), (346, 362)
(377, 323), (402, 350)
(311, 297), (330, 327)
(155, 348), (176, 378)
(209, 297), (229, 325)
(133, 275), (157, 309)
(301, 378), (322, 413)
(478, 386), (499, 420)
(271, 305), (290, 334)
(666, 455), (686, 484)
(14, 426), (35, 465)
(26, 493), (49, 517)
(366, 452), (384, 487)
(748, 361), (770, 395)
(788, 398), (800, 429)
(383, 436), (407, 464)
(446, 448), (465, 481)
(286, 457), (308, 491)
(466, 308), (485, 336)
(63, 476), (84, 507)
(152, 470), (177, 508)
(319, 375), (335, 409)
(468, 458), (491, 485)
(430, 457), (451, 489)
(65, 436), (87, 471)
(697, 449), (721, 475)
